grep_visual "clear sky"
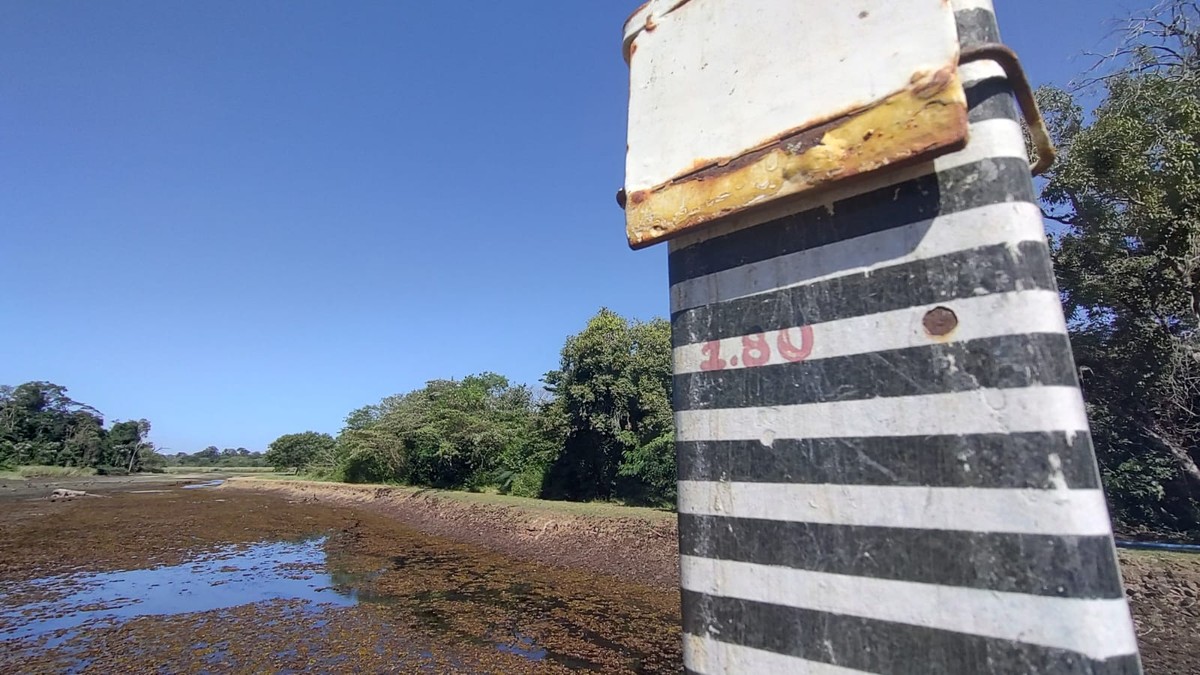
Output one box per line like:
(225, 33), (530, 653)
(0, 0), (1142, 452)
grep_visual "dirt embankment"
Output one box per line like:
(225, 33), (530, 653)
(228, 478), (1200, 675)
(226, 478), (680, 589)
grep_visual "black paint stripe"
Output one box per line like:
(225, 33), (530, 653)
(667, 156), (1036, 287)
(967, 77), (1021, 124)
(672, 241), (1056, 347)
(956, 7), (1002, 48)
(674, 333), (1075, 410)
(680, 515), (1123, 599)
(682, 592), (1141, 675)
(676, 432), (1101, 489)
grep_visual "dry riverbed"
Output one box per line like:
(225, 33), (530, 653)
(0, 476), (1197, 673)
(0, 481), (680, 673)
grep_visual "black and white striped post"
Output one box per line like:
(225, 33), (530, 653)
(620, 1), (1143, 673)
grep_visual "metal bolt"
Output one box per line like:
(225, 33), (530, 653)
(922, 306), (958, 337)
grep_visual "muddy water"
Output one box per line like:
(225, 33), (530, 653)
(0, 486), (682, 673)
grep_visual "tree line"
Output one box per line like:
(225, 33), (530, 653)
(266, 309), (677, 506)
(166, 446), (269, 468)
(0, 381), (161, 474)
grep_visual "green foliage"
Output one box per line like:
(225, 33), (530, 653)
(318, 309), (676, 505)
(1036, 1), (1200, 532)
(506, 466), (545, 499)
(166, 446), (269, 468)
(328, 373), (550, 491)
(540, 309), (675, 504)
(617, 433), (677, 506)
(265, 432), (335, 472)
(0, 381), (161, 472)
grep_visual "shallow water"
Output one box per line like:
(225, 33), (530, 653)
(0, 487), (682, 673)
(180, 479), (226, 489)
(0, 537), (352, 644)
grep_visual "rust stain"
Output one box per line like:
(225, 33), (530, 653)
(624, 67), (969, 249)
(623, 1), (652, 31)
(911, 64), (954, 99)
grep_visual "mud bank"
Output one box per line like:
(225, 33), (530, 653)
(225, 478), (680, 589)
(228, 478), (1200, 675)
(0, 487), (681, 673)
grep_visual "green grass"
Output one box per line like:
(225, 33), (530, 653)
(12, 465), (97, 479)
(426, 488), (675, 521)
(163, 465), (277, 474)
(1119, 547), (1200, 564)
(232, 474), (675, 522)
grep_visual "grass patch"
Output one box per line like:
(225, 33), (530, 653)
(234, 475), (674, 522)
(15, 465), (97, 478)
(163, 466), (276, 474)
(429, 489), (675, 521)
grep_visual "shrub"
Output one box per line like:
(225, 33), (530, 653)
(509, 466), (545, 499)
(340, 449), (393, 484)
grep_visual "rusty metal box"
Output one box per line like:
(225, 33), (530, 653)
(621, 0), (968, 248)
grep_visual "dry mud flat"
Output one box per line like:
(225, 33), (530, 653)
(1, 478), (1197, 674)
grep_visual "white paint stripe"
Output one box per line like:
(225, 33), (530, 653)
(961, 60), (1008, 86)
(934, 116), (1026, 171)
(680, 556), (1139, 661)
(678, 482), (1113, 536)
(670, 195), (1042, 313)
(668, 116), (1027, 252)
(673, 290), (1067, 374)
(674, 387), (1090, 441)
(683, 634), (871, 675)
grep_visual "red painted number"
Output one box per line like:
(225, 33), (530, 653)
(699, 340), (727, 371)
(777, 325), (815, 362)
(698, 327), (813, 371)
(741, 333), (771, 367)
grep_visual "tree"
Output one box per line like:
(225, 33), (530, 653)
(331, 373), (550, 490)
(0, 381), (106, 466)
(103, 419), (154, 472)
(1036, 0), (1200, 531)
(541, 309), (675, 504)
(266, 432), (336, 472)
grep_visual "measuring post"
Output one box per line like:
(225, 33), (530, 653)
(620, 1), (1142, 673)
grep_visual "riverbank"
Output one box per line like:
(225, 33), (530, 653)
(226, 477), (1200, 674)
(224, 477), (680, 589)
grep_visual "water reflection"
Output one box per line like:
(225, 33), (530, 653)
(181, 479), (226, 489)
(0, 537), (352, 643)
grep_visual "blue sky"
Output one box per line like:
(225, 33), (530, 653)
(1, 0), (1140, 452)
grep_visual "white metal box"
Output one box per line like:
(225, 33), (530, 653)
(621, 0), (968, 248)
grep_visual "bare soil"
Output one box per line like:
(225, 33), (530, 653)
(1119, 549), (1200, 674)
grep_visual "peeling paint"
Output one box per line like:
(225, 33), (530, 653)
(626, 70), (968, 249)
